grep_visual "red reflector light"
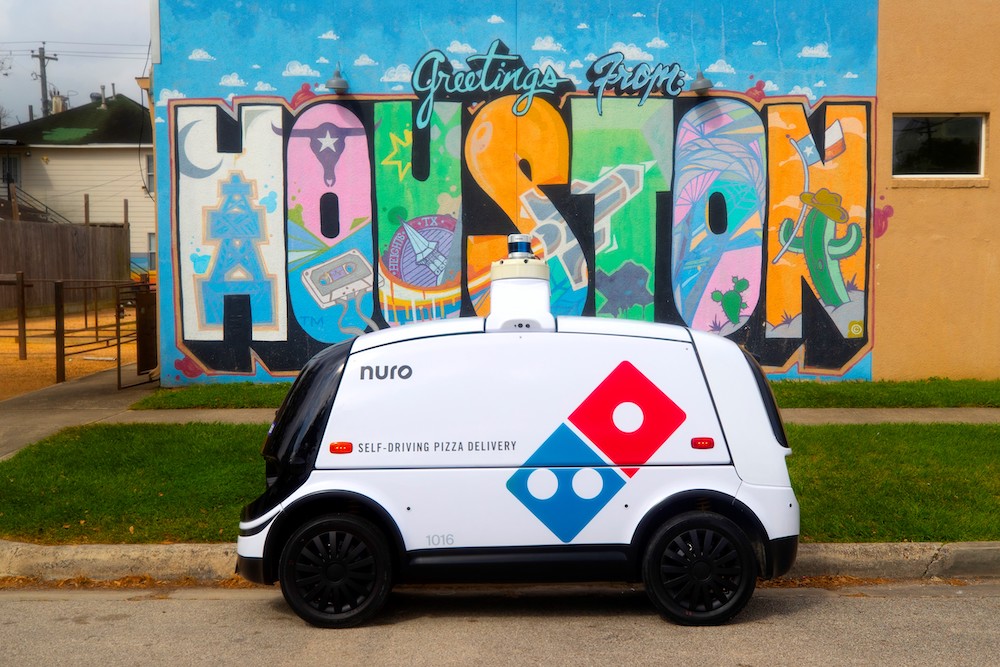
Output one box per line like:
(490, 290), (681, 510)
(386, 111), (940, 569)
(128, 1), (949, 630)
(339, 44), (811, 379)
(330, 442), (353, 454)
(691, 437), (715, 450)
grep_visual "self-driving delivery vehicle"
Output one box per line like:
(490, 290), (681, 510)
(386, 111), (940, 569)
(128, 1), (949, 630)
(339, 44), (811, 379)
(237, 235), (798, 627)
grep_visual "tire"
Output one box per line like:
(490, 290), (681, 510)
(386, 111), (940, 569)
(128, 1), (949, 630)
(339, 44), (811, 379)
(279, 514), (392, 628)
(642, 511), (757, 626)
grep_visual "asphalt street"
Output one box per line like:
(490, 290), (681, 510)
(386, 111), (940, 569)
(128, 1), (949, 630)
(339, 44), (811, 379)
(3, 581), (999, 666)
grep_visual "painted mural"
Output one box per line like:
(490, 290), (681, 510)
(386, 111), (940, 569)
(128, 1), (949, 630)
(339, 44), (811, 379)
(154, 0), (879, 385)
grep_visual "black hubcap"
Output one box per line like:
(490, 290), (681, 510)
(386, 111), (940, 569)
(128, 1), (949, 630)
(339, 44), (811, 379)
(658, 527), (743, 612)
(293, 530), (377, 615)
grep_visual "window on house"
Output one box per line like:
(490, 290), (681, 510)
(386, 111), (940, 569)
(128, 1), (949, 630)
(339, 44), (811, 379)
(145, 154), (155, 195)
(892, 115), (985, 176)
(147, 233), (157, 272)
(1, 155), (20, 186)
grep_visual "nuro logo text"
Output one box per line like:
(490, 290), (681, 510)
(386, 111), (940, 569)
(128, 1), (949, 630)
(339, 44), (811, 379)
(360, 365), (413, 380)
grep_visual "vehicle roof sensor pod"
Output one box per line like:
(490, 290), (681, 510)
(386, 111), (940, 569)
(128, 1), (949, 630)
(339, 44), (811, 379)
(485, 234), (555, 332)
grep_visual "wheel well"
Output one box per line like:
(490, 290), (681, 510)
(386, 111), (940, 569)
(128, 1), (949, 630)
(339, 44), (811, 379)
(261, 492), (405, 584)
(631, 490), (770, 578)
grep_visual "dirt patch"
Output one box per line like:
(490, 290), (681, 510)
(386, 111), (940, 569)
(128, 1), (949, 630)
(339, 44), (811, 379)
(0, 310), (138, 402)
(0, 574), (268, 590)
(760, 575), (969, 590)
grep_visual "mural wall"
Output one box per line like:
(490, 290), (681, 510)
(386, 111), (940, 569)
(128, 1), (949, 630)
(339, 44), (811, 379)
(154, 0), (879, 385)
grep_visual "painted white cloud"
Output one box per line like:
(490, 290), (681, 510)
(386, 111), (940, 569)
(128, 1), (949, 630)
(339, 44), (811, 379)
(764, 80), (780, 92)
(752, 40), (768, 46)
(252, 64), (261, 69)
(577, 23), (589, 29)
(611, 42), (653, 61)
(632, 12), (646, 18)
(532, 36), (564, 52)
(188, 48), (215, 61)
(814, 80), (827, 88)
(788, 85), (817, 100)
(316, 56), (329, 64)
(647, 37), (668, 48)
(156, 88), (185, 106)
(569, 59), (583, 68)
(314, 83), (329, 93)
(797, 43), (831, 58)
(705, 58), (736, 74)
(282, 61), (321, 77)
(391, 84), (405, 91)
(255, 81), (276, 92)
(155, 116), (165, 123)
(318, 30), (339, 40)
(447, 40), (476, 54)
(488, 15), (504, 24)
(585, 52), (598, 61)
(219, 72), (246, 87)
(354, 54), (378, 67)
(381, 64), (413, 83)
(843, 71), (859, 79)
(450, 59), (467, 70)
(533, 57), (580, 85)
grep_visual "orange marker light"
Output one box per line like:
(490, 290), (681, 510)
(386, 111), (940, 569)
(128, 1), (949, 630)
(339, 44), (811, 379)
(691, 437), (715, 450)
(330, 442), (353, 454)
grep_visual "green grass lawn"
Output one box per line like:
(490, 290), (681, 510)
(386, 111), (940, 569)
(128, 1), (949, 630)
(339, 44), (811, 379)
(772, 378), (1000, 408)
(787, 423), (1000, 542)
(132, 378), (1000, 410)
(1, 422), (997, 546)
(0, 424), (267, 544)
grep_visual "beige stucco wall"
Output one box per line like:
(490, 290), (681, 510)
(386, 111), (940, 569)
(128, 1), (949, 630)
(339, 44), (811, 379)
(874, 0), (1000, 379)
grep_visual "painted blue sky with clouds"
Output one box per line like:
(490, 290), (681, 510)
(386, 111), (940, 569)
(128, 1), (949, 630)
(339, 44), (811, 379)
(155, 0), (876, 110)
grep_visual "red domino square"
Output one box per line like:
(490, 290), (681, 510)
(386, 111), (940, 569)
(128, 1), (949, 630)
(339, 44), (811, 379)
(568, 361), (686, 472)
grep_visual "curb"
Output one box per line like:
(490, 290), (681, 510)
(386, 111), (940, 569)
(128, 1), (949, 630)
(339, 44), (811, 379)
(0, 540), (235, 581)
(1, 540), (997, 582)
(792, 542), (1000, 579)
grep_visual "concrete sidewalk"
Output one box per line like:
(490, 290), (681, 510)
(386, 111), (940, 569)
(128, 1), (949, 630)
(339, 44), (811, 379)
(2, 368), (999, 583)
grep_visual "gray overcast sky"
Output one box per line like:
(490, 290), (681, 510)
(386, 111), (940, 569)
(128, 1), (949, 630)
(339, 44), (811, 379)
(0, 0), (151, 125)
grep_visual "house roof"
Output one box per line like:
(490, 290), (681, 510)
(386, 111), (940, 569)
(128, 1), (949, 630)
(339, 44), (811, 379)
(0, 94), (151, 146)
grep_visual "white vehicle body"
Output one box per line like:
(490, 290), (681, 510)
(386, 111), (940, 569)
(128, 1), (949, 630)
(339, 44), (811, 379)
(237, 236), (799, 627)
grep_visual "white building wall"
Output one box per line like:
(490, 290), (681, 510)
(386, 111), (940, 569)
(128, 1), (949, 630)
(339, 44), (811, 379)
(18, 145), (156, 258)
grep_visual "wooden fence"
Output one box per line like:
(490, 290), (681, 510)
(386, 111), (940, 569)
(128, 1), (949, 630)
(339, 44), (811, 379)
(0, 219), (130, 315)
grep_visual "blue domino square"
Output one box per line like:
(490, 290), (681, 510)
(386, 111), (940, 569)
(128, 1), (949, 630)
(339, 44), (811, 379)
(507, 424), (626, 543)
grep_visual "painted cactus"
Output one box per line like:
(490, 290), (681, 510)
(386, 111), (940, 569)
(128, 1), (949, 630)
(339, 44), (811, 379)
(711, 276), (750, 325)
(778, 188), (862, 307)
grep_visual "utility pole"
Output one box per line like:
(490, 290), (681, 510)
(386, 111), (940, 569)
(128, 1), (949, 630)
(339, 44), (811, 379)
(31, 43), (58, 117)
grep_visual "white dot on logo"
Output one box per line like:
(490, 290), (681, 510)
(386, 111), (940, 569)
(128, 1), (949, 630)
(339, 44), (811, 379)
(526, 468), (559, 500)
(612, 401), (644, 433)
(572, 468), (604, 500)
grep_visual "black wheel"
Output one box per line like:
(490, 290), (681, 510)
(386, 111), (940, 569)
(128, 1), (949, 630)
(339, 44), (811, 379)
(642, 511), (757, 625)
(279, 514), (392, 628)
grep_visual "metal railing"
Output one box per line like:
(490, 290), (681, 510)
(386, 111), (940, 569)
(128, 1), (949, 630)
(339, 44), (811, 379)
(4, 185), (74, 224)
(1, 273), (158, 388)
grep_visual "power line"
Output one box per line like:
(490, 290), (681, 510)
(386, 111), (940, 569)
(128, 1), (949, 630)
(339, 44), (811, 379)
(0, 41), (148, 48)
(44, 41), (149, 48)
(51, 53), (149, 60)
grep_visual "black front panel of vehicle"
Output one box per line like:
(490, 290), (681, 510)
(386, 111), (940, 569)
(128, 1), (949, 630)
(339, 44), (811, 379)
(242, 339), (354, 522)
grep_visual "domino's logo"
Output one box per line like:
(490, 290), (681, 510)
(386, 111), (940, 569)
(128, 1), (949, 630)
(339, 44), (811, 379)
(506, 361), (686, 542)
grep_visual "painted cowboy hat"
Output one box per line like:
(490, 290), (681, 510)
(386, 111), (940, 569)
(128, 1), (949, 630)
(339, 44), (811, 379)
(800, 188), (849, 223)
